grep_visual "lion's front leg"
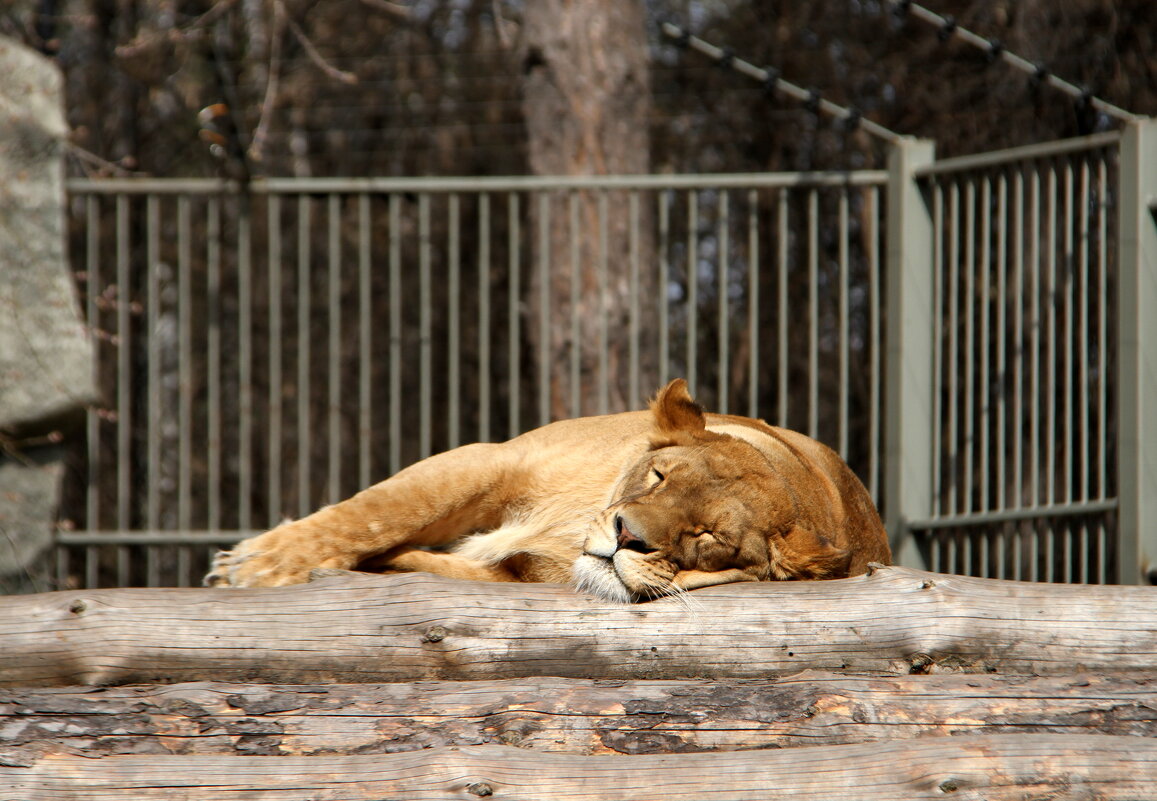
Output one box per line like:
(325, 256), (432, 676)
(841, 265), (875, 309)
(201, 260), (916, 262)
(204, 442), (522, 588)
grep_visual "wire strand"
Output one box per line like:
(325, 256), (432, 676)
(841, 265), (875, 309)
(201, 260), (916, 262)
(661, 23), (902, 143)
(884, 0), (1139, 122)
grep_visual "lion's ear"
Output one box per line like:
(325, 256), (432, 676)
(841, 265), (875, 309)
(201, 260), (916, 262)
(650, 379), (706, 434)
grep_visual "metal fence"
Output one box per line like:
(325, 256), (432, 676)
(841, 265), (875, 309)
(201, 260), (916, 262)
(886, 122), (1157, 585)
(43, 121), (1157, 590)
(55, 171), (888, 589)
(912, 134), (1121, 582)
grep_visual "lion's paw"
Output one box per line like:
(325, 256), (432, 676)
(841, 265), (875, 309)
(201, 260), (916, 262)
(202, 527), (352, 588)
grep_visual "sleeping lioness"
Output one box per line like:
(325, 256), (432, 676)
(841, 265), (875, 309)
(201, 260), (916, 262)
(205, 379), (890, 601)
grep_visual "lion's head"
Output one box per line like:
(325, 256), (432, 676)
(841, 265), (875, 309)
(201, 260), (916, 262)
(573, 379), (888, 602)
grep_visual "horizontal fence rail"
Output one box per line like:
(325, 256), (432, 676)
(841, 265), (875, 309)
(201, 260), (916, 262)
(908, 134), (1121, 583)
(55, 172), (889, 590)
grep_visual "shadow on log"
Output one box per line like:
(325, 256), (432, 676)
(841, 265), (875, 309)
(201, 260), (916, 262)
(4, 735), (1157, 800)
(3, 565), (1157, 686)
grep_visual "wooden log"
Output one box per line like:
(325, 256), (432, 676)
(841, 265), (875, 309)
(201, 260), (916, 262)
(4, 735), (1156, 800)
(5, 565), (1157, 687)
(4, 673), (1157, 760)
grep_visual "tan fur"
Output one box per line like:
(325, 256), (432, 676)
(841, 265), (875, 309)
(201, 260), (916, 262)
(205, 380), (891, 601)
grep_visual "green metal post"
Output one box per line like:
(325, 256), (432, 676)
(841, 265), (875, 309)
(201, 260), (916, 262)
(884, 137), (937, 568)
(1117, 117), (1157, 584)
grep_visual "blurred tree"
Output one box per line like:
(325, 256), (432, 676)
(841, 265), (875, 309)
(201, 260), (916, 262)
(521, 0), (656, 416)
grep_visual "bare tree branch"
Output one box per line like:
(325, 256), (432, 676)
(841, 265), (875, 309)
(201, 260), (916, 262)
(249, 0), (288, 163)
(282, 2), (358, 85)
(357, 0), (412, 22)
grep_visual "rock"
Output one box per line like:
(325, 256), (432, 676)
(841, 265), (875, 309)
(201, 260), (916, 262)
(0, 36), (97, 438)
(0, 37), (98, 592)
(0, 447), (66, 594)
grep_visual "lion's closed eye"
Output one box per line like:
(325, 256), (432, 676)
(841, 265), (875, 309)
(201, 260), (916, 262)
(647, 467), (666, 487)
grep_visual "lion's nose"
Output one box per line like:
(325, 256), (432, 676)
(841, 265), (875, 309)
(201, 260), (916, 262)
(614, 515), (655, 553)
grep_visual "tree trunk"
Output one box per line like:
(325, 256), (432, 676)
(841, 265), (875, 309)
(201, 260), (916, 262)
(4, 735), (1156, 800)
(4, 673), (1157, 760)
(5, 566), (1157, 687)
(520, 0), (656, 417)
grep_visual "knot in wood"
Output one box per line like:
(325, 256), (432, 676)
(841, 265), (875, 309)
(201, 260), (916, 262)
(909, 652), (934, 674)
(938, 778), (959, 793)
(68, 599), (87, 615)
(466, 782), (494, 797)
(422, 625), (448, 643)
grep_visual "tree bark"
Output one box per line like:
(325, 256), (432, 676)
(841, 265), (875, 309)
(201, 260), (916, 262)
(5, 566), (1157, 687)
(4, 735), (1156, 800)
(4, 673), (1157, 760)
(520, 0), (656, 417)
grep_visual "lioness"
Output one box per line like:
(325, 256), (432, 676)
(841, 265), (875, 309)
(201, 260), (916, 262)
(206, 379), (890, 601)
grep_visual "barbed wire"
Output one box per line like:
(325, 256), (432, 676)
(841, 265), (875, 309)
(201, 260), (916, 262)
(660, 22), (903, 143)
(884, 0), (1139, 123)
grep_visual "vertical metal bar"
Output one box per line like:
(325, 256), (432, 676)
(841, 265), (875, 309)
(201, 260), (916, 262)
(1078, 159), (1091, 503)
(178, 195), (192, 532)
(946, 181), (959, 515)
(597, 191), (609, 415)
(538, 192), (551, 426)
(962, 180), (975, 513)
(995, 174), (1007, 512)
(207, 195), (222, 534)
(747, 189), (759, 418)
(838, 188), (849, 459)
(868, 186), (881, 503)
(661, 189), (671, 386)
(478, 193), (491, 442)
(508, 192), (521, 435)
(629, 190), (641, 408)
(687, 191), (698, 397)
(569, 192), (581, 416)
(1063, 512), (1073, 581)
(327, 193), (342, 501)
(884, 138), (936, 570)
(1013, 170), (1025, 509)
(145, 195), (160, 537)
(116, 194), (131, 540)
(297, 195), (312, 513)
(777, 189), (788, 428)
(419, 193), (432, 459)
(718, 189), (730, 413)
(146, 197), (161, 586)
(447, 194), (460, 449)
(1029, 168), (1041, 508)
(267, 195), (283, 524)
(1116, 118), (1157, 584)
(931, 182), (943, 518)
(238, 200), (253, 529)
(388, 194), (402, 472)
(84, 196), (100, 587)
(1045, 166), (1057, 506)
(1096, 156), (1107, 500)
(807, 188), (818, 440)
(358, 193), (373, 483)
(979, 177), (991, 513)
(1063, 163), (1075, 504)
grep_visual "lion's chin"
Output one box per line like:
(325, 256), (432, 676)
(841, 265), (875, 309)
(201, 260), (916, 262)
(572, 553), (634, 603)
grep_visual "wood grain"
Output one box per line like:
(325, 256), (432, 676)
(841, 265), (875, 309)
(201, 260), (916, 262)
(4, 673), (1157, 759)
(4, 565), (1157, 686)
(4, 735), (1156, 800)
